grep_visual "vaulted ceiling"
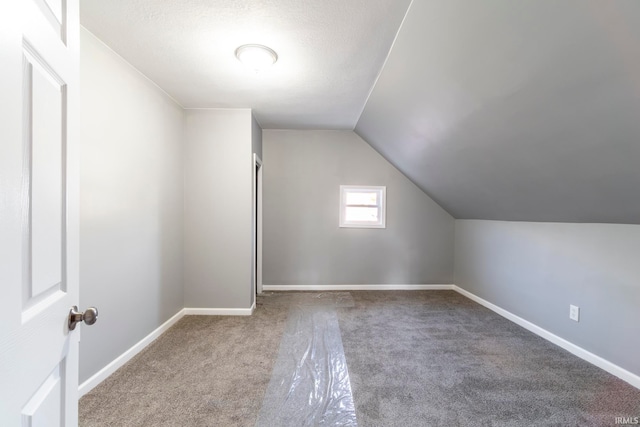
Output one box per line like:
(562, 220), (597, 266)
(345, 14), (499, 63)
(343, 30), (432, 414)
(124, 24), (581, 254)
(81, 0), (640, 224)
(356, 0), (640, 224)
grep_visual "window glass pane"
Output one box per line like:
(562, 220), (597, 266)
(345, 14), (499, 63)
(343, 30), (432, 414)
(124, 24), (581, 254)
(345, 191), (378, 206)
(345, 206), (379, 222)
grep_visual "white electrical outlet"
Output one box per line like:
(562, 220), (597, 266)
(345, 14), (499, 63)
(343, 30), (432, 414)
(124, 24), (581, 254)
(569, 304), (580, 322)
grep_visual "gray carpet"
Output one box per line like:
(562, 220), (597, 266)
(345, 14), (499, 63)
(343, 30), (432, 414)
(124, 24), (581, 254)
(339, 291), (640, 426)
(79, 298), (289, 426)
(80, 291), (640, 426)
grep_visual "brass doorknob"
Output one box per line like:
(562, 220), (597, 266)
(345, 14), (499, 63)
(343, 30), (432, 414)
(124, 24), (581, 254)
(68, 306), (99, 330)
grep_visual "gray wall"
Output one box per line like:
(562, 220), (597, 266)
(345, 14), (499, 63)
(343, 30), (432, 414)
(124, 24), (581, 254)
(454, 220), (640, 376)
(184, 109), (254, 308)
(79, 29), (184, 383)
(263, 130), (454, 285)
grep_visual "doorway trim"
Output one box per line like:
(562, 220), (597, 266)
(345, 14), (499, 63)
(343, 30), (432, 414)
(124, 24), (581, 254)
(252, 153), (263, 303)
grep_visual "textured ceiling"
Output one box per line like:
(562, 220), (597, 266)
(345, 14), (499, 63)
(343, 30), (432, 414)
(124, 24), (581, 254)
(356, 0), (640, 224)
(82, 0), (640, 224)
(80, 0), (411, 129)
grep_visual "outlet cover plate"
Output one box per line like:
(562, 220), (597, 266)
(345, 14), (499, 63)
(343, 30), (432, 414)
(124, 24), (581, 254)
(570, 304), (580, 322)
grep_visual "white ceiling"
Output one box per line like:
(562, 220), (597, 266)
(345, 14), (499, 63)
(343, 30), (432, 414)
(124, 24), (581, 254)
(80, 0), (412, 129)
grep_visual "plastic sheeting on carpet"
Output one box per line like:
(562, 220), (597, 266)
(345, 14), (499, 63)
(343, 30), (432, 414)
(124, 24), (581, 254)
(255, 293), (358, 426)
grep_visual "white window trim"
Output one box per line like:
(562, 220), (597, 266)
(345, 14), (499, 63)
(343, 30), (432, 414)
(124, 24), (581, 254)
(339, 185), (386, 229)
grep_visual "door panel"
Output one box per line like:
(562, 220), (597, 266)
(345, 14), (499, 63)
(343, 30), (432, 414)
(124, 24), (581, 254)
(22, 363), (66, 426)
(0, 0), (80, 425)
(25, 43), (66, 304)
(32, 0), (66, 43)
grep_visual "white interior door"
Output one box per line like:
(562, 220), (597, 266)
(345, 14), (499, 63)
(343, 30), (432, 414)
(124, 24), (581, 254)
(0, 0), (81, 425)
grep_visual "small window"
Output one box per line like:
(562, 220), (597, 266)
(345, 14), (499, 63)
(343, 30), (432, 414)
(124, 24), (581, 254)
(339, 185), (386, 228)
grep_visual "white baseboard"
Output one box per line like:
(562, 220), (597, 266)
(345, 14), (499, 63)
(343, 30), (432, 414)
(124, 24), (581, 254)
(78, 308), (186, 397)
(184, 302), (255, 316)
(262, 284), (455, 291)
(452, 285), (640, 390)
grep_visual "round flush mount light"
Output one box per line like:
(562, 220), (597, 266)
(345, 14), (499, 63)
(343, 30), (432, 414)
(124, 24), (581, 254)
(235, 44), (278, 71)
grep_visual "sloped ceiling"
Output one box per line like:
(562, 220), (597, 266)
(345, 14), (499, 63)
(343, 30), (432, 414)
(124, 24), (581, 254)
(81, 0), (640, 224)
(356, 0), (640, 224)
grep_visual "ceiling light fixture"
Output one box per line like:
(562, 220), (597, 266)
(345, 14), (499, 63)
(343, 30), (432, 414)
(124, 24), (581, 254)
(235, 44), (278, 72)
